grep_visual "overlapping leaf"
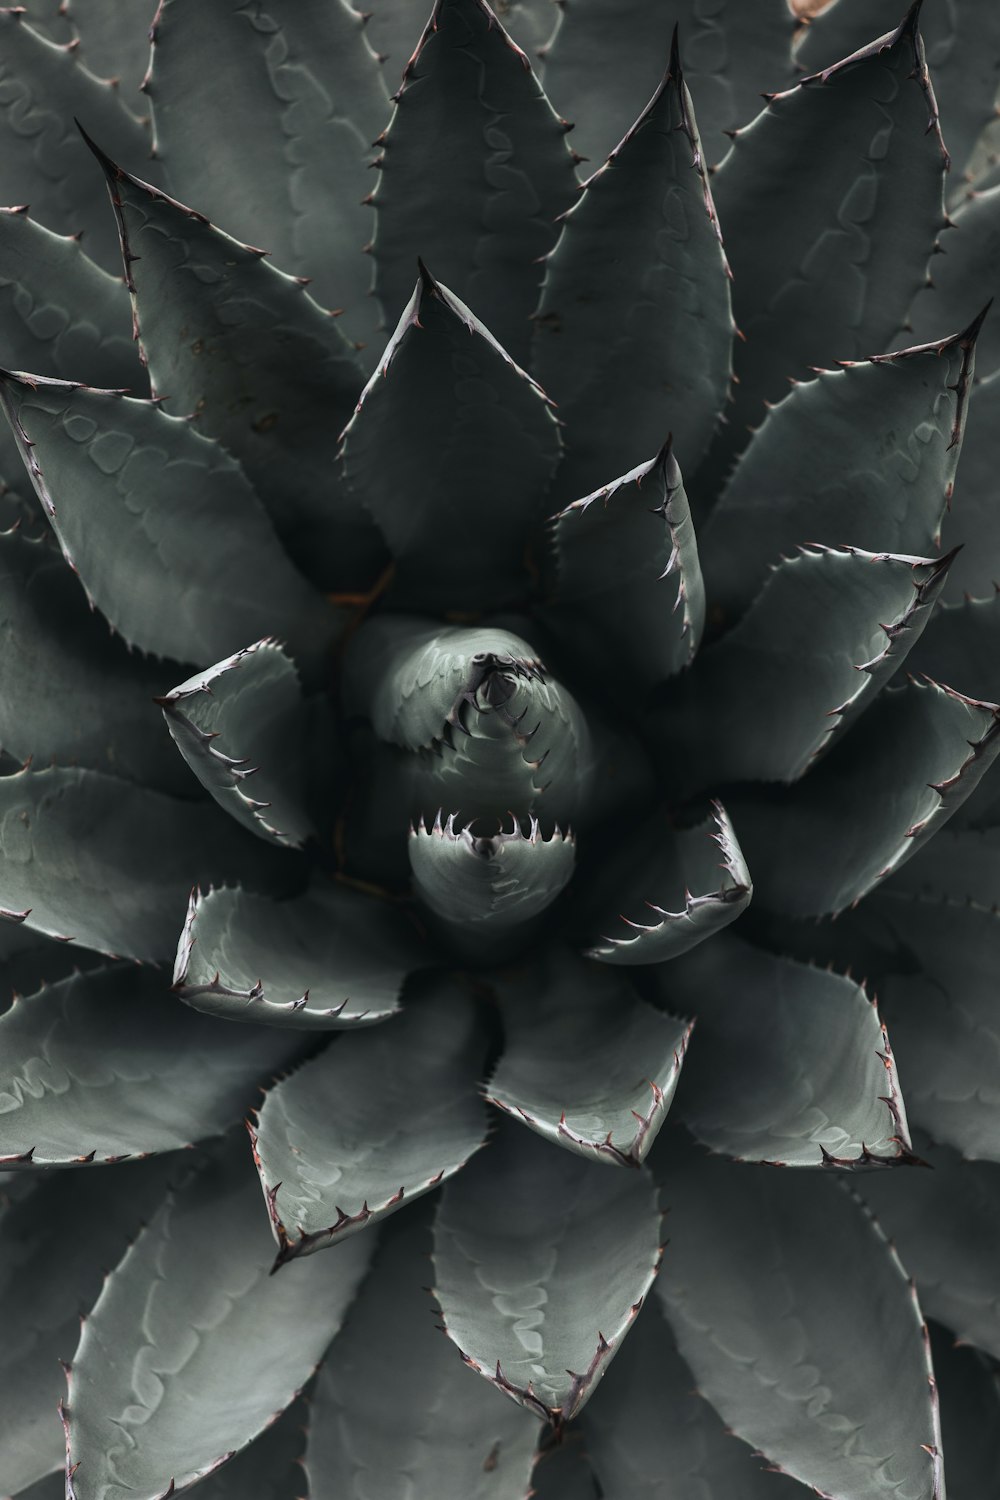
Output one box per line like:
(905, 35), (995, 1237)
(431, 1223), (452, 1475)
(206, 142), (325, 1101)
(63, 1138), (374, 1500)
(173, 880), (426, 1029)
(149, 0), (388, 351)
(487, 949), (691, 1166)
(65, 0), (158, 105)
(657, 934), (913, 1167)
(0, 764), (281, 960)
(371, 0), (578, 365)
(251, 980), (487, 1261)
(433, 1122), (662, 1421)
(160, 640), (315, 848)
(0, 373), (334, 667)
(0, 964), (303, 1166)
(341, 266), (562, 611)
(655, 1147), (943, 1500)
(304, 1208), (540, 1500)
(905, 185), (1000, 377)
(366, 0), (558, 70)
(929, 1326), (1000, 1500)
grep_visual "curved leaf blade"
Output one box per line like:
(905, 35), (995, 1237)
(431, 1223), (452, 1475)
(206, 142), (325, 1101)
(160, 640), (315, 848)
(304, 1206), (540, 1500)
(905, 185), (1000, 377)
(0, 373), (334, 667)
(63, 1138), (374, 1500)
(658, 934), (914, 1167)
(534, 42), (733, 490)
(341, 266), (562, 612)
(0, 963), (303, 1167)
(931, 1325), (1000, 1500)
(655, 1147), (943, 1500)
(173, 881), (427, 1029)
(433, 1122), (663, 1422)
(371, 0), (578, 366)
(0, 764), (282, 961)
(487, 949), (691, 1166)
(64, 0), (157, 106)
(701, 323), (977, 623)
(251, 979), (488, 1261)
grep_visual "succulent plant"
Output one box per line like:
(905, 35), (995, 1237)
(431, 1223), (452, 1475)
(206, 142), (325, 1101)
(2, 0), (1000, 1496)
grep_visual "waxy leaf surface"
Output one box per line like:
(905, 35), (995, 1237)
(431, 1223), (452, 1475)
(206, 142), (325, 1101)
(905, 185), (1000, 377)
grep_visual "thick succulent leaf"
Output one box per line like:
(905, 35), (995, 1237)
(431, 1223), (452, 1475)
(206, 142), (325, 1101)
(185, 1397), (309, 1500)
(545, 442), (705, 691)
(730, 679), (1000, 917)
(667, 546), (953, 787)
(0, 527), (191, 796)
(0, 764), (281, 960)
(0, 12), (154, 273)
(65, 0), (158, 104)
(936, 373), (1000, 601)
(701, 323), (977, 622)
(0, 373), (335, 667)
(0, 925), (101, 1019)
(0, 1160), (176, 1496)
(0, 963), (303, 1167)
(577, 804), (751, 965)
(581, 1292), (808, 1500)
(529, 1438), (601, 1500)
(798, 0), (1000, 184)
(250, 980), (488, 1261)
(657, 934), (914, 1167)
(342, 267), (562, 612)
(305, 1207), (540, 1500)
(63, 1137), (374, 1500)
(487, 949), (691, 1166)
(710, 10), (948, 470)
(930, 1325), (1000, 1500)
(86, 146), (383, 593)
(909, 591), (1000, 702)
(160, 640), (314, 848)
(856, 1142), (1000, 1362)
(655, 1148), (943, 1500)
(366, 0), (558, 69)
(905, 186), (1000, 377)
(433, 1122), (663, 1422)
(886, 824), (1000, 906)
(540, 0), (795, 170)
(149, 0), (388, 353)
(371, 0), (577, 366)
(409, 816), (575, 961)
(173, 880), (426, 1029)
(534, 44), (732, 490)
(858, 895), (1000, 1161)
(16, 0), (71, 43)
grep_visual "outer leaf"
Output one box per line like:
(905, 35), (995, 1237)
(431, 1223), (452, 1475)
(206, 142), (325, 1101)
(149, 0), (388, 352)
(729, 679), (1000, 917)
(160, 640), (314, 848)
(187, 1397), (308, 1500)
(700, 322), (978, 622)
(656, 934), (914, 1167)
(304, 1207), (540, 1500)
(577, 804), (751, 965)
(710, 9), (948, 470)
(0, 1160), (175, 1497)
(173, 881), (426, 1029)
(0, 373), (334, 667)
(581, 1292), (808, 1500)
(487, 948), (691, 1166)
(540, 0), (795, 170)
(65, 0), (158, 104)
(859, 895), (1000, 1161)
(250, 980), (488, 1261)
(85, 143), (382, 592)
(365, 0), (558, 69)
(0, 527), (191, 796)
(856, 1142), (1000, 1362)
(0, 11), (154, 272)
(0, 924), (100, 1019)
(908, 590), (1000, 702)
(16, 0), (71, 42)
(534, 41), (732, 490)
(409, 815), (575, 960)
(0, 963), (303, 1167)
(371, 0), (578, 366)
(886, 825), (1000, 906)
(433, 1122), (663, 1422)
(905, 184), (1000, 377)
(798, 0), (1000, 183)
(667, 546), (953, 787)
(936, 372), (1000, 601)
(545, 441), (705, 690)
(341, 266), (562, 612)
(930, 1325), (1000, 1500)
(63, 1138), (374, 1500)
(0, 764), (281, 960)
(655, 1148), (943, 1500)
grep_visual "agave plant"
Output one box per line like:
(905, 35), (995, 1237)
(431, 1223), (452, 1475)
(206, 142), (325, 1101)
(2, 0), (1000, 1496)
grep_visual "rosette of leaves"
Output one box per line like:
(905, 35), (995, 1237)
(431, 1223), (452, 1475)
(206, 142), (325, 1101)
(2, 1), (1000, 1497)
